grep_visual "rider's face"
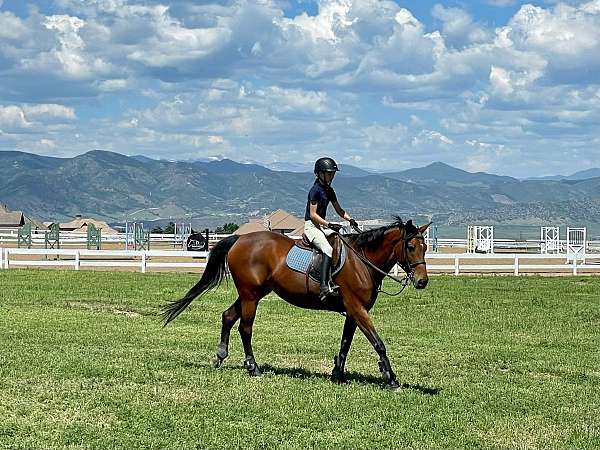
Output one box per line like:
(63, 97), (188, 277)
(319, 171), (335, 184)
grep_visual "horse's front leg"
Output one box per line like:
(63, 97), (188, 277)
(331, 316), (357, 383)
(351, 308), (400, 389)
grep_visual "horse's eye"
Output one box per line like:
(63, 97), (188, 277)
(407, 244), (415, 251)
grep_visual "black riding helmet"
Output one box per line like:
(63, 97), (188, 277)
(314, 157), (340, 174)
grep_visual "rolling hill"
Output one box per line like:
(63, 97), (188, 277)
(1, 150), (599, 227)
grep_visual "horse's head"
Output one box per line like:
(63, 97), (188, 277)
(394, 220), (431, 289)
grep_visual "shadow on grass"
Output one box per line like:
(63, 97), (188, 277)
(260, 363), (441, 396)
(181, 360), (440, 395)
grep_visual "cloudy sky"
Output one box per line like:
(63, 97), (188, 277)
(0, 0), (598, 177)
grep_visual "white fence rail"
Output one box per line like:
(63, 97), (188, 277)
(1, 247), (599, 275)
(0, 230), (230, 247)
(416, 253), (600, 276)
(0, 248), (208, 273)
(2, 228), (599, 253)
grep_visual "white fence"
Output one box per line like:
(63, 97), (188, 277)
(0, 230), (230, 247)
(2, 228), (599, 253)
(415, 253), (600, 276)
(0, 248), (208, 273)
(1, 247), (599, 275)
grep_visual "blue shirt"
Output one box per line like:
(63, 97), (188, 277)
(304, 180), (337, 221)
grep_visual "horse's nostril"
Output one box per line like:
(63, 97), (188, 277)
(416, 279), (428, 289)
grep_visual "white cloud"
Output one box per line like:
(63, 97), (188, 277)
(98, 79), (128, 91)
(36, 15), (112, 79)
(412, 130), (454, 147)
(0, 0), (598, 176)
(0, 106), (31, 131)
(0, 10), (28, 39)
(0, 104), (75, 134)
(432, 4), (491, 47)
(278, 0), (356, 42)
(23, 104), (76, 121)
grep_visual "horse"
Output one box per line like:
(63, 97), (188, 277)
(162, 217), (430, 389)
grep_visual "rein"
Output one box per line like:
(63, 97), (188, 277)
(334, 229), (425, 297)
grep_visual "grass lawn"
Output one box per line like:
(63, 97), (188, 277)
(0, 270), (598, 449)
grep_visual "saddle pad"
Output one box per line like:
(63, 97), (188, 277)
(285, 244), (347, 282)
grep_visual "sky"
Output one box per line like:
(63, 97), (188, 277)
(0, 0), (598, 178)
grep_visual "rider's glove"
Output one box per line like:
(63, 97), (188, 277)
(327, 222), (343, 232)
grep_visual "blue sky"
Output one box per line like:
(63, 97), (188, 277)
(0, 0), (598, 177)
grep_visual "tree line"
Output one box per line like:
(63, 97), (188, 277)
(150, 222), (239, 234)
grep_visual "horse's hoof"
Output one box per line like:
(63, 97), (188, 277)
(212, 356), (224, 368)
(331, 372), (346, 384)
(385, 381), (402, 391)
(244, 357), (262, 377)
(215, 344), (228, 360)
(249, 366), (262, 377)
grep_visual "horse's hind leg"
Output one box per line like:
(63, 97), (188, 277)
(331, 316), (357, 383)
(238, 289), (268, 377)
(212, 298), (241, 368)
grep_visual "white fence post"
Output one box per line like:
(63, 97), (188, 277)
(75, 250), (80, 271)
(573, 258), (577, 275)
(0, 248), (3, 270)
(454, 256), (460, 275)
(4, 248), (9, 269)
(514, 255), (519, 276)
(141, 252), (147, 273)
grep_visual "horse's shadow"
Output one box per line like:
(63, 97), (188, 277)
(184, 359), (440, 395)
(260, 364), (440, 395)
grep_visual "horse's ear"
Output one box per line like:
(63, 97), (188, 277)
(419, 221), (433, 233)
(406, 219), (413, 229)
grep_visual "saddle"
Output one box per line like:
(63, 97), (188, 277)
(286, 233), (347, 287)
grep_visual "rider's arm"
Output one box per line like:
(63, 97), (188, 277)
(309, 202), (330, 228)
(332, 201), (353, 222)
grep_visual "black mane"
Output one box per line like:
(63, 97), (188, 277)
(348, 216), (418, 249)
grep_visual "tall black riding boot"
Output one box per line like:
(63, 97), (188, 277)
(319, 254), (339, 302)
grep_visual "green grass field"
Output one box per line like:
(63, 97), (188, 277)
(0, 270), (598, 449)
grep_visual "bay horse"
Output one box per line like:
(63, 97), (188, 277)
(162, 217), (430, 389)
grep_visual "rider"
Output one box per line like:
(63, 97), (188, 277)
(304, 157), (359, 302)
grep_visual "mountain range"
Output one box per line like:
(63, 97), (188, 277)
(1, 150), (599, 228)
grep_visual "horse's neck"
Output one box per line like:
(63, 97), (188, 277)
(363, 228), (401, 272)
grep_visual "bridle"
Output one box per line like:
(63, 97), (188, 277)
(398, 232), (427, 274)
(335, 226), (427, 296)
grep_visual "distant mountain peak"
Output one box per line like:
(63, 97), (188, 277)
(426, 161), (453, 168)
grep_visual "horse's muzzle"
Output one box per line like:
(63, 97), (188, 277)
(414, 278), (428, 289)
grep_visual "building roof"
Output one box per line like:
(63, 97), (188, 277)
(265, 209), (304, 231)
(289, 223), (305, 237)
(235, 210), (304, 235)
(59, 216), (118, 233)
(0, 211), (25, 227)
(234, 220), (266, 235)
(0, 204), (45, 229)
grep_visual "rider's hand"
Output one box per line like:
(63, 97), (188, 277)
(327, 222), (343, 232)
(349, 219), (359, 229)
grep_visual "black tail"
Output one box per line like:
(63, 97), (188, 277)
(161, 235), (240, 326)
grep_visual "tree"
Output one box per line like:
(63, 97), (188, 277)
(151, 225), (163, 234)
(215, 222), (239, 234)
(164, 222), (175, 234)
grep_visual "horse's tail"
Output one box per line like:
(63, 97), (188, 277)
(161, 235), (240, 326)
